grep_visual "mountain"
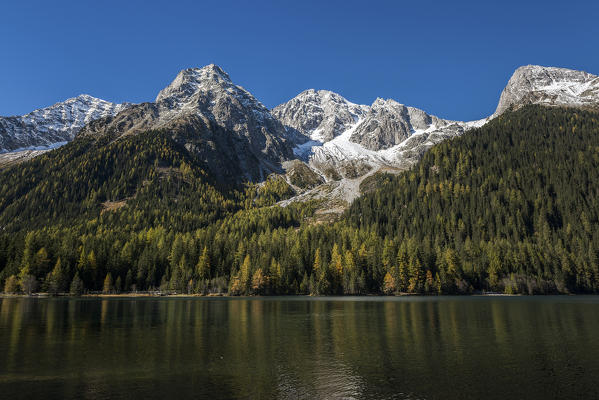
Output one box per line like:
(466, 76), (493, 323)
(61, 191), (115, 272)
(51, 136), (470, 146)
(271, 89), (369, 144)
(271, 89), (483, 211)
(2, 63), (598, 200)
(273, 90), (468, 176)
(80, 64), (293, 182)
(348, 98), (452, 151)
(0, 94), (129, 153)
(3, 64), (597, 182)
(494, 65), (599, 115)
(342, 105), (599, 294)
(2, 106), (599, 296)
(1, 63), (599, 296)
(271, 64), (599, 208)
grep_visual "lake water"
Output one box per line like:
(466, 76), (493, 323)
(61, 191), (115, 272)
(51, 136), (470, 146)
(1, 296), (598, 399)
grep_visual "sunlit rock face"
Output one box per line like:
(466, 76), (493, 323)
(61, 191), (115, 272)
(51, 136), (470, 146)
(494, 65), (599, 116)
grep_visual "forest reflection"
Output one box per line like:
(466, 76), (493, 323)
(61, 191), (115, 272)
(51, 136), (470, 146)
(1, 297), (599, 400)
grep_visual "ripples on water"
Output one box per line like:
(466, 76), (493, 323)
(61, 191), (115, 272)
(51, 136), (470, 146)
(1, 296), (598, 399)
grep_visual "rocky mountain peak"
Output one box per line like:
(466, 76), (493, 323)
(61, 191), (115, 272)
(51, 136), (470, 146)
(343, 98), (449, 151)
(272, 89), (368, 142)
(155, 64), (234, 103)
(371, 97), (394, 107)
(494, 65), (599, 115)
(79, 64), (293, 182)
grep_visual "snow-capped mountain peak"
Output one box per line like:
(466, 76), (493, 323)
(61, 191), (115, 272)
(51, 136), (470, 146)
(272, 88), (467, 189)
(0, 95), (130, 153)
(155, 64), (232, 103)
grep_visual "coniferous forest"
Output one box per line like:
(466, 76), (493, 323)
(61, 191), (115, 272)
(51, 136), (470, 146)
(1, 105), (599, 295)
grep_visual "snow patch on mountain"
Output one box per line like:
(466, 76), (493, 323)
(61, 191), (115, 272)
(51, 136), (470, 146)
(2, 141), (68, 154)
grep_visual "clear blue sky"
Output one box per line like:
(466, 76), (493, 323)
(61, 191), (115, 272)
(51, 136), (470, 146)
(2, 0), (598, 121)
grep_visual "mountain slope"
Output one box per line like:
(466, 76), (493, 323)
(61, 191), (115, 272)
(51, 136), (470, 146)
(0, 130), (240, 232)
(1, 106), (598, 296)
(345, 105), (599, 293)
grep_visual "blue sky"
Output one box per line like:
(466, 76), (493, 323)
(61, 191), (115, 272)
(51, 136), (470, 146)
(2, 0), (598, 121)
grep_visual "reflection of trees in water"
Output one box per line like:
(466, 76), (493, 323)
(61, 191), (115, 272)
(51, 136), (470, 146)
(0, 297), (599, 399)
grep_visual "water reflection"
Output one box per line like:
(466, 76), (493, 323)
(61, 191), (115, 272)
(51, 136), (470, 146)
(1, 296), (599, 399)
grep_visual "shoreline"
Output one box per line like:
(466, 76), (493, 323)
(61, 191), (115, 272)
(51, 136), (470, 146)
(0, 292), (576, 299)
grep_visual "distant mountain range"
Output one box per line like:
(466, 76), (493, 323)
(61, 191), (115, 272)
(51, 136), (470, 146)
(1, 64), (598, 202)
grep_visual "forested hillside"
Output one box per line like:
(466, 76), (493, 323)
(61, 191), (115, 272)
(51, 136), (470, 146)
(346, 106), (599, 294)
(1, 106), (599, 295)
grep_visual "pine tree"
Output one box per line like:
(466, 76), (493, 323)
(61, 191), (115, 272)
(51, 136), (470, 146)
(383, 272), (396, 295)
(3, 275), (18, 294)
(196, 247), (211, 280)
(330, 244), (343, 293)
(103, 273), (113, 294)
(251, 268), (267, 295)
(70, 272), (84, 296)
(115, 276), (122, 294)
(45, 257), (67, 295)
(18, 265), (37, 295)
(239, 254), (251, 295)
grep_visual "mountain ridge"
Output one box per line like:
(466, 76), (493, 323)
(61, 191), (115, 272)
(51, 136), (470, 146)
(271, 64), (598, 206)
(1, 64), (598, 190)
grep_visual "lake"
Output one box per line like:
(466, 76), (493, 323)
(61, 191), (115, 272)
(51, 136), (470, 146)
(1, 296), (598, 399)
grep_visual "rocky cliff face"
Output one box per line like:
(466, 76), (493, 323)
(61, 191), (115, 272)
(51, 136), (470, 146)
(494, 65), (599, 116)
(349, 98), (450, 151)
(0, 95), (129, 153)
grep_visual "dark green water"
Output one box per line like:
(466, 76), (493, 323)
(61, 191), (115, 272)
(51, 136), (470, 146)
(1, 296), (598, 400)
